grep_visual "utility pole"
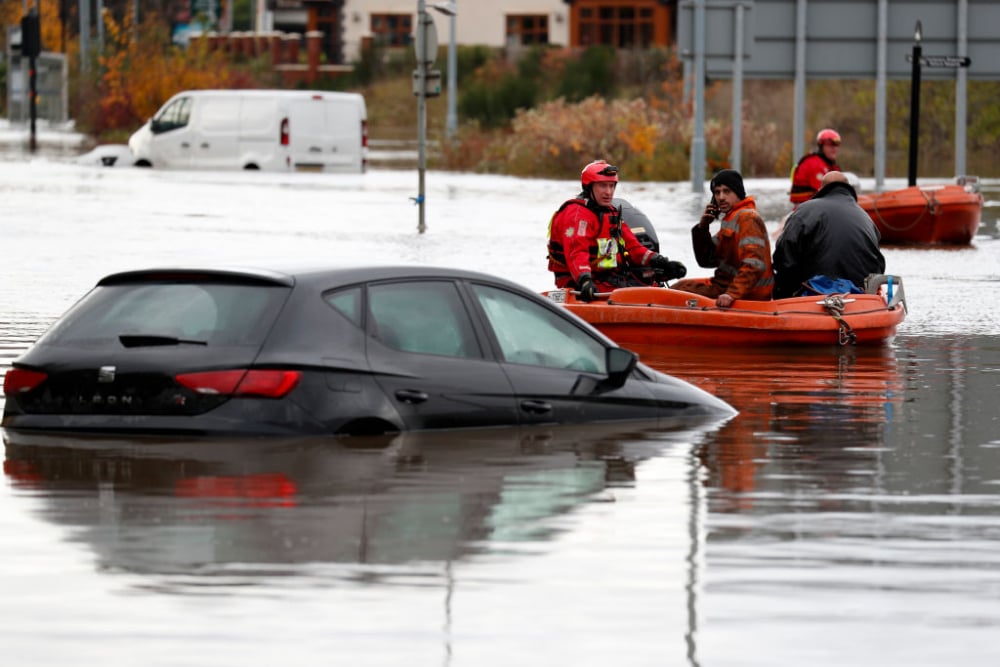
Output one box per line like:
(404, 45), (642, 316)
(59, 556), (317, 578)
(412, 1), (455, 233)
(21, 7), (41, 153)
(907, 21), (922, 187)
(446, 2), (457, 139)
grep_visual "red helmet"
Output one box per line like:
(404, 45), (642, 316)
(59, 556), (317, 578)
(816, 128), (841, 146)
(581, 160), (619, 188)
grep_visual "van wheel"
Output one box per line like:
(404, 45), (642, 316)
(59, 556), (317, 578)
(243, 164), (260, 170)
(135, 159), (152, 168)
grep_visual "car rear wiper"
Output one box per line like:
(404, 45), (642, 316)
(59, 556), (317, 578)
(119, 334), (208, 347)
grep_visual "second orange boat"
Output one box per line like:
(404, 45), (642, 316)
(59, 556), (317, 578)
(857, 182), (983, 245)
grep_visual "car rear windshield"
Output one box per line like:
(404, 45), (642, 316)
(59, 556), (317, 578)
(38, 282), (291, 347)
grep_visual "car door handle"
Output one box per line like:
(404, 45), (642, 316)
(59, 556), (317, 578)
(200, 142), (210, 149)
(180, 142), (190, 149)
(308, 146), (321, 153)
(520, 400), (552, 415)
(395, 389), (429, 404)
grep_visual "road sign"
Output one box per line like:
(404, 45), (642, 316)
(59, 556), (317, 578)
(909, 55), (972, 68)
(414, 12), (438, 66)
(678, 0), (1000, 80)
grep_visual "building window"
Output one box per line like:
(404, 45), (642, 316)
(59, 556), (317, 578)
(578, 3), (657, 49)
(506, 14), (549, 45)
(371, 13), (413, 47)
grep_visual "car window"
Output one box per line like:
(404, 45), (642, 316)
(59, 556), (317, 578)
(324, 286), (362, 325)
(368, 281), (482, 358)
(470, 284), (605, 372)
(38, 282), (289, 347)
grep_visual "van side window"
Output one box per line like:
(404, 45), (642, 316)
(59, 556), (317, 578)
(152, 97), (192, 133)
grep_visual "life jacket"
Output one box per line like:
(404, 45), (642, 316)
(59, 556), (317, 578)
(548, 198), (636, 283)
(789, 151), (839, 204)
(710, 198), (774, 300)
(548, 198), (654, 287)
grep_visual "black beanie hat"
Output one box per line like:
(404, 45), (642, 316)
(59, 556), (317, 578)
(710, 169), (746, 201)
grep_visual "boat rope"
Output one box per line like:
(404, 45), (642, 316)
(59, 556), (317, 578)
(871, 188), (938, 233)
(819, 295), (857, 346)
(605, 300), (894, 319)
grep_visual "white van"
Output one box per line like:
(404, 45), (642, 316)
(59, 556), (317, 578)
(286, 91), (368, 173)
(129, 89), (368, 173)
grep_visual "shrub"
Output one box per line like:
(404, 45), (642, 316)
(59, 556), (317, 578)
(477, 95), (691, 180)
(458, 56), (541, 129)
(555, 46), (618, 102)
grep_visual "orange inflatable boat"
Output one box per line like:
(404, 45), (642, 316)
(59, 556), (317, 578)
(857, 182), (983, 245)
(544, 275), (906, 348)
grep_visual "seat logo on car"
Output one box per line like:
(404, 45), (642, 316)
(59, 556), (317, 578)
(97, 366), (117, 383)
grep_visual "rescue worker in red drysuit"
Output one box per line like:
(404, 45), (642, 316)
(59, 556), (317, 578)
(547, 160), (686, 302)
(671, 169), (774, 309)
(789, 128), (842, 206)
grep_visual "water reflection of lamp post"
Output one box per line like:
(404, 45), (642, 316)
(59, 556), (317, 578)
(413, 1), (456, 234)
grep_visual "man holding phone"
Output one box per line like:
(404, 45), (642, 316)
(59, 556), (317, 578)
(671, 169), (774, 308)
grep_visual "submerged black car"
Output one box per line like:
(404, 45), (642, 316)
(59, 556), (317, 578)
(2, 265), (734, 435)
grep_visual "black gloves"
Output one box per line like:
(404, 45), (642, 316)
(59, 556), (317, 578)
(577, 274), (597, 302)
(652, 255), (687, 280)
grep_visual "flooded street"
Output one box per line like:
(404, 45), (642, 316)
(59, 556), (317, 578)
(2, 158), (1000, 665)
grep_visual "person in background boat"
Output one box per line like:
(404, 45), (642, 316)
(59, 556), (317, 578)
(547, 160), (687, 302)
(772, 171), (886, 299)
(671, 169), (774, 309)
(789, 128), (842, 206)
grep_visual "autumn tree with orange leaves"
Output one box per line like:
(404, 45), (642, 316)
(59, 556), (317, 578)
(84, 10), (273, 138)
(2, 0), (274, 138)
(89, 9), (267, 136)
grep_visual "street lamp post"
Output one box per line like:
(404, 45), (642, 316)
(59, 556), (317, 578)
(413, 1), (456, 234)
(446, 3), (457, 139)
(907, 21), (922, 187)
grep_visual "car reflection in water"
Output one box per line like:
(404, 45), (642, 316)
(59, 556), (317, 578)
(634, 344), (906, 513)
(3, 418), (728, 577)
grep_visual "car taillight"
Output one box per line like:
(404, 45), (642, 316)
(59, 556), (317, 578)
(280, 117), (290, 146)
(361, 119), (368, 172)
(237, 370), (301, 397)
(175, 370), (301, 398)
(3, 368), (48, 396)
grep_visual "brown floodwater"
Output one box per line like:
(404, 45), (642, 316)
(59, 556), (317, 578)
(2, 161), (999, 665)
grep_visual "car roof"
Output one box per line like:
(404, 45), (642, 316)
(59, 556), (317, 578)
(96, 263), (532, 293)
(92, 263), (625, 349)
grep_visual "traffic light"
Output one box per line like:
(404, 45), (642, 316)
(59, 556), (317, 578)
(21, 13), (41, 58)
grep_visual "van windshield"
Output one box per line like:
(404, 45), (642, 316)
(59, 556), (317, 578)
(152, 97), (193, 133)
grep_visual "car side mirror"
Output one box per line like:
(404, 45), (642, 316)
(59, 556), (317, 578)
(569, 347), (638, 396)
(149, 118), (162, 134)
(603, 347), (638, 389)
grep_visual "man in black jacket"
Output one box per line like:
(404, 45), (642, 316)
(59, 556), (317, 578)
(772, 171), (886, 299)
